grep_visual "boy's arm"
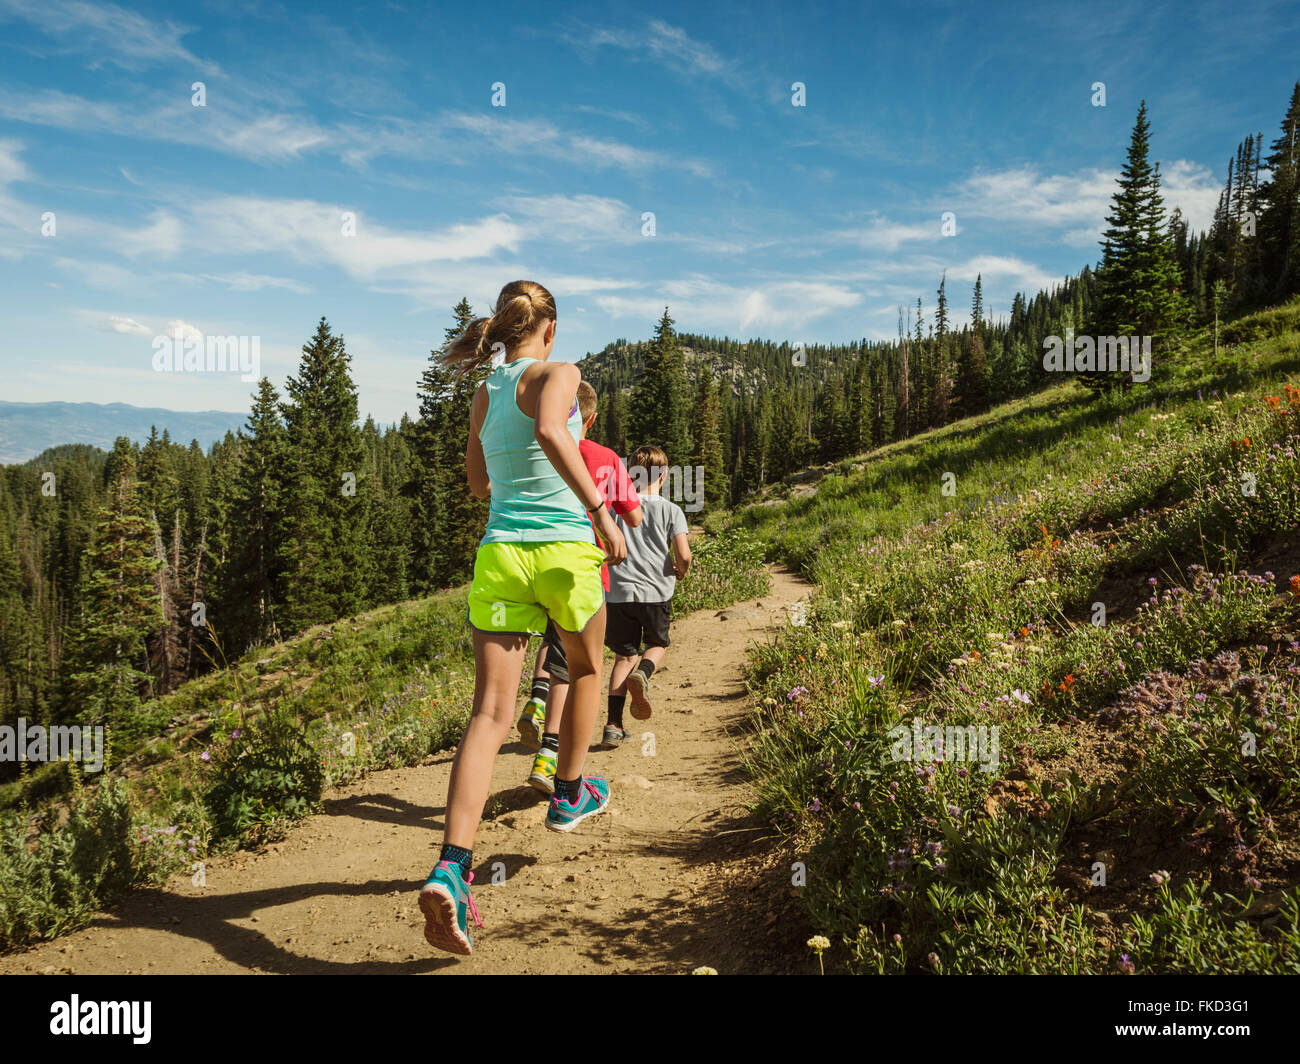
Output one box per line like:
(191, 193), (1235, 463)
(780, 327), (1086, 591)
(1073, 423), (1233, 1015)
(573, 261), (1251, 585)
(466, 384), (490, 499)
(671, 532), (692, 580)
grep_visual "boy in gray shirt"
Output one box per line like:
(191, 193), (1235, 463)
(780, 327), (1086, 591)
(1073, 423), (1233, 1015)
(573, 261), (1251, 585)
(603, 444), (692, 745)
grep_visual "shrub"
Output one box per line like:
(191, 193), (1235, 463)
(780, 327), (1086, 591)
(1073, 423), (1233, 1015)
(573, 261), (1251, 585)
(1123, 882), (1300, 973)
(201, 711), (325, 845)
(0, 780), (135, 950)
(673, 528), (772, 615)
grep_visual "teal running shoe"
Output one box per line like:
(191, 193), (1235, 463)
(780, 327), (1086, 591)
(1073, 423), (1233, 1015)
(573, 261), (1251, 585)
(545, 776), (610, 833)
(419, 860), (483, 956)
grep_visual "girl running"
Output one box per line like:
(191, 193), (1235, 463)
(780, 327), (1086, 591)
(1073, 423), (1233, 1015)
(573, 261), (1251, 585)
(418, 280), (626, 956)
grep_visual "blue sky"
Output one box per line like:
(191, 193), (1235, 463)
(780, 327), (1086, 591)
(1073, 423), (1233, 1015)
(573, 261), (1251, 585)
(1, 0), (1297, 425)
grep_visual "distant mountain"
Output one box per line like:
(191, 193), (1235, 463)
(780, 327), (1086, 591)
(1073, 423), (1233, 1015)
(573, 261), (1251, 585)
(578, 332), (856, 398)
(0, 401), (247, 465)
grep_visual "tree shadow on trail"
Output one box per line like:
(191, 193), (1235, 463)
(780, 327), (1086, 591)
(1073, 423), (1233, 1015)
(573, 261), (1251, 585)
(87, 877), (458, 974)
(323, 791), (445, 831)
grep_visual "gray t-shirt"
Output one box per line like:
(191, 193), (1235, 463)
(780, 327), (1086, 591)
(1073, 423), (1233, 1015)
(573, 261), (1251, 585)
(606, 493), (688, 604)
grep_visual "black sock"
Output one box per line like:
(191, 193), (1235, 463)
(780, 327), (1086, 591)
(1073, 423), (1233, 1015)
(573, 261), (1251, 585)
(554, 776), (582, 802)
(541, 732), (560, 752)
(636, 659), (656, 681)
(607, 693), (626, 728)
(439, 843), (472, 877)
(531, 677), (550, 702)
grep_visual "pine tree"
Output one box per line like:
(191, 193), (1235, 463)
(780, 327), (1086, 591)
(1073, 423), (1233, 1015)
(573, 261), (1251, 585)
(692, 368), (726, 512)
(224, 378), (288, 649)
(63, 439), (161, 725)
(962, 274), (988, 411)
(409, 303), (463, 593)
(630, 308), (691, 462)
(138, 426), (180, 531)
(1090, 101), (1189, 393)
(409, 298), (481, 592)
(432, 301), (491, 587)
(603, 388), (629, 457)
(280, 318), (370, 632)
(1258, 82), (1300, 302)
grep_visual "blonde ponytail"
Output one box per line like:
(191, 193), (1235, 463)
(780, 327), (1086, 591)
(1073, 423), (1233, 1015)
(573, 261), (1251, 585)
(441, 280), (556, 378)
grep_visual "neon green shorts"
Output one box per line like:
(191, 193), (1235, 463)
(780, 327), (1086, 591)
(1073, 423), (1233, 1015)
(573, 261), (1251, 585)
(468, 540), (606, 635)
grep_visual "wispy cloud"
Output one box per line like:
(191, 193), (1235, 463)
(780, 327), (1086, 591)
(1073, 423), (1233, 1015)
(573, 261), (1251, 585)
(103, 313), (150, 335)
(0, 87), (712, 176)
(568, 19), (746, 91)
(185, 196), (523, 280)
(0, 0), (217, 73)
(951, 161), (1220, 246)
(0, 88), (329, 164)
(838, 213), (948, 252)
(592, 276), (861, 336)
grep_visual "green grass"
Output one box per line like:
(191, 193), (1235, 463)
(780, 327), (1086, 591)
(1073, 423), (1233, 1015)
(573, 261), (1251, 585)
(731, 300), (1300, 973)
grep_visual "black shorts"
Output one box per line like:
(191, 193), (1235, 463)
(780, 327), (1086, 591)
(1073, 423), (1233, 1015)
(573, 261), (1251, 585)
(543, 620), (569, 684)
(604, 601), (671, 657)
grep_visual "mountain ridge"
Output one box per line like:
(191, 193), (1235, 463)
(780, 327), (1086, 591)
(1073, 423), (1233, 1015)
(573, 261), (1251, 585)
(0, 399), (247, 464)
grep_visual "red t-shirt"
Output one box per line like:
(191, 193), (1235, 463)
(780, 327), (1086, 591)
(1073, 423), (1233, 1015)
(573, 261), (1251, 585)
(580, 438), (640, 591)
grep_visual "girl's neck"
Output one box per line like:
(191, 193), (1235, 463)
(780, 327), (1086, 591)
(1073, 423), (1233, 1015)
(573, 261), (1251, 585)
(509, 333), (552, 363)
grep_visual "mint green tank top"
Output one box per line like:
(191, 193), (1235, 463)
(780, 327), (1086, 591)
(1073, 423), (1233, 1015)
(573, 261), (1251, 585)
(479, 357), (595, 544)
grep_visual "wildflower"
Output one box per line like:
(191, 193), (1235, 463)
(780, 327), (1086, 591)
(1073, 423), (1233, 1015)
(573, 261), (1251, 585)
(808, 798), (821, 813)
(786, 686), (809, 702)
(692, 966), (718, 975)
(927, 952), (940, 967)
(1149, 870), (1170, 885)
(200, 750), (211, 762)
(1118, 954), (1135, 975)
(868, 674), (885, 686)
(807, 935), (831, 952)
(986, 632), (1006, 643)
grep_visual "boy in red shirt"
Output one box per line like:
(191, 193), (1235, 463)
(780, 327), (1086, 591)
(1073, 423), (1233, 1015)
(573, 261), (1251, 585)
(518, 380), (641, 792)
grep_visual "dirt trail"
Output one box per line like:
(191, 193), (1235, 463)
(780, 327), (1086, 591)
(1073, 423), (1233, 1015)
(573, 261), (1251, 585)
(3, 567), (812, 975)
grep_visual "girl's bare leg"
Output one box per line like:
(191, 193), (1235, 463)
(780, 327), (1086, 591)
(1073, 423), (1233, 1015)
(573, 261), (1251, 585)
(443, 630), (529, 848)
(543, 678), (569, 733)
(553, 607), (607, 781)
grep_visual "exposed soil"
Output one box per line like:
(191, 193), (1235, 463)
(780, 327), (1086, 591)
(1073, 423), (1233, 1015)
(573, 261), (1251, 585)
(1, 567), (816, 975)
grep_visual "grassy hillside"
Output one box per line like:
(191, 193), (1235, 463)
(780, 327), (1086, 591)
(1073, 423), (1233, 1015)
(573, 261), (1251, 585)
(732, 298), (1300, 973)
